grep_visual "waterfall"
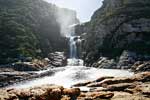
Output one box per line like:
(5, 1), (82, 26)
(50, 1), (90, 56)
(67, 24), (84, 66)
(69, 36), (77, 59)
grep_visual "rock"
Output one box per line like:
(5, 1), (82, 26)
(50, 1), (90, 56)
(117, 51), (137, 69)
(76, 0), (150, 68)
(104, 83), (136, 91)
(5, 85), (64, 100)
(61, 95), (71, 100)
(92, 57), (117, 69)
(94, 76), (114, 82)
(133, 72), (150, 82)
(73, 81), (92, 87)
(73, 76), (114, 87)
(88, 72), (150, 87)
(78, 92), (114, 99)
(87, 77), (135, 87)
(63, 88), (80, 97)
(0, 71), (31, 87)
(0, 85), (80, 100)
(48, 52), (67, 67)
(131, 61), (150, 72)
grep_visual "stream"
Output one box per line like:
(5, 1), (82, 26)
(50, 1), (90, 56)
(8, 62), (133, 89)
(7, 25), (134, 89)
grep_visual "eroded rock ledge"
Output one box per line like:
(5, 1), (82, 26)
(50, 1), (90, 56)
(0, 72), (149, 100)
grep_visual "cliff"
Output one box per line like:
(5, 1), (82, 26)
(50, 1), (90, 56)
(0, 0), (78, 64)
(76, 0), (150, 69)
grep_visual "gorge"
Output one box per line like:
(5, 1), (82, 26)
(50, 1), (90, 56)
(0, 0), (150, 100)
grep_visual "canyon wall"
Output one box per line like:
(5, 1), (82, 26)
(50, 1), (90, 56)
(76, 0), (150, 69)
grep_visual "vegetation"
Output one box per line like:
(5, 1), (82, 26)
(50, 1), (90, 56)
(0, 0), (78, 64)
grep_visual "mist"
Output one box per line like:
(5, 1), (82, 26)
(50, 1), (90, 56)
(56, 8), (80, 37)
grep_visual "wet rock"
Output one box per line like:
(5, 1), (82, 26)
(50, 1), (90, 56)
(87, 77), (135, 87)
(0, 62), (45, 72)
(48, 52), (67, 67)
(0, 71), (31, 87)
(73, 76), (114, 87)
(73, 81), (92, 87)
(92, 57), (117, 69)
(94, 76), (114, 82)
(131, 61), (150, 72)
(117, 50), (137, 69)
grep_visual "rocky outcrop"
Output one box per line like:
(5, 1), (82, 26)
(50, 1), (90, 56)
(0, 72), (149, 100)
(0, 51), (67, 88)
(76, 0), (150, 69)
(48, 52), (67, 67)
(0, 85), (81, 100)
(74, 72), (150, 100)
(131, 61), (150, 73)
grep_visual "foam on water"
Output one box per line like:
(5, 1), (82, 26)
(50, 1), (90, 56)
(8, 65), (133, 89)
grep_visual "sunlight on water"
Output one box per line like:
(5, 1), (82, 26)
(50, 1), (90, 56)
(9, 65), (133, 89)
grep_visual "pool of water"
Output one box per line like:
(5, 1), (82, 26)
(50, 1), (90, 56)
(8, 65), (134, 89)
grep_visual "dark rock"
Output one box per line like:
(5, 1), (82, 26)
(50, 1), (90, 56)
(76, 0), (150, 68)
(131, 61), (150, 72)
(48, 52), (67, 67)
(117, 50), (137, 69)
(92, 57), (117, 68)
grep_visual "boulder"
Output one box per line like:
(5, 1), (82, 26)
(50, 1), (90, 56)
(63, 88), (80, 98)
(131, 61), (150, 72)
(92, 57), (117, 69)
(78, 92), (114, 99)
(48, 52), (67, 67)
(117, 50), (137, 69)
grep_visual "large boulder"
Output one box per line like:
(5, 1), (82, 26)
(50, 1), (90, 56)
(48, 52), (67, 67)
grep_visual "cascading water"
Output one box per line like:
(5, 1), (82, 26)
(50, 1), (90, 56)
(67, 24), (84, 66)
(69, 36), (77, 59)
(7, 24), (134, 90)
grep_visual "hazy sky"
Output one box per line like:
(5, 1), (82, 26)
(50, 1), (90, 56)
(44, 0), (103, 22)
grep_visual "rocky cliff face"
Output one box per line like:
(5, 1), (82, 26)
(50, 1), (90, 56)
(0, 0), (78, 64)
(76, 0), (150, 69)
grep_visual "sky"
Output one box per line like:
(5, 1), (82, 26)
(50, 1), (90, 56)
(44, 0), (103, 22)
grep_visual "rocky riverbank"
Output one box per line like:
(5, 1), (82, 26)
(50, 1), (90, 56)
(0, 52), (67, 88)
(0, 72), (149, 100)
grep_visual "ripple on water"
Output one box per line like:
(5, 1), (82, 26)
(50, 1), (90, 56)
(8, 66), (134, 89)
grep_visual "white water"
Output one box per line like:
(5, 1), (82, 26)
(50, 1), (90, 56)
(8, 65), (133, 89)
(69, 36), (77, 58)
(7, 25), (133, 89)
